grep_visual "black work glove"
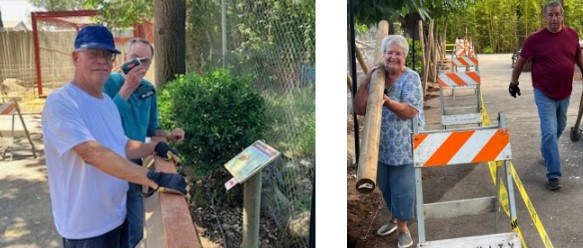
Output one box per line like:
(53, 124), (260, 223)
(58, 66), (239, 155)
(509, 83), (521, 98)
(154, 142), (181, 163)
(145, 170), (187, 196)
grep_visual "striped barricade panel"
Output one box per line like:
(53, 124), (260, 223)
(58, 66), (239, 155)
(468, 47), (475, 57)
(455, 48), (467, 56)
(413, 128), (512, 167)
(0, 102), (15, 115)
(455, 39), (465, 50)
(437, 71), (481, 88)
(451, 56), (479, 67)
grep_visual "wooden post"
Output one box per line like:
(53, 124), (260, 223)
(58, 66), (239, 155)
(424, 20), (434, 93)
(432, 25), (439, 85)
(420, 20), (428, 94)
(242, 172), (262, 247)
(355, 20), (389, 193)
(347, 33), (369, 74)
(355, 46), (369, 74)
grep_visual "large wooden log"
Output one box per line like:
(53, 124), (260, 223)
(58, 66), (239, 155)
(356, 20), (389, 193)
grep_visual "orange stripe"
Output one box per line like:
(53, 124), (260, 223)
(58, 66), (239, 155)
(470, 57), (478, 65)
(413, 133), (428, 150)
(0, 103), (15, 114)
(438, 77), (448, 87)
(447, 73), (468, 86)
(453, 57), (469, 66)
(467, 71), (481, 84)
(472, 129), (510, 163)
(424, 130), (475, 167)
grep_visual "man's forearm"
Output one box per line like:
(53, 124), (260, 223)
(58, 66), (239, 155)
(154, 129), (169, 139)
(74, 141), (157, 188)
(125, 140), (156, 160)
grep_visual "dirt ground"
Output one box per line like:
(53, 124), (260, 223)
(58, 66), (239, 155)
(188, 175), (281, 248)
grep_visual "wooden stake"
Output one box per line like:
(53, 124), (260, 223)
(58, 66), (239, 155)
(425, 20), (434, 92)
(432, 24), (439, 85)
(356, 20), (389, 193)
(347, 33), (369, 74)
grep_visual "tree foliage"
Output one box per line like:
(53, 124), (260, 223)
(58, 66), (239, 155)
(29, 0), (81, 10)
(353, 0), (478, 27)
(439, 0), (583, 53)
(29, 0), (152, 27)
(354, 0), (583, 54)
(82, 0), (153, 27)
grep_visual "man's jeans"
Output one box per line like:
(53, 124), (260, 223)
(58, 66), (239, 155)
(534, 88), (569, 180)
(62, 220), (128, 248)
(127, 159), (144, 248)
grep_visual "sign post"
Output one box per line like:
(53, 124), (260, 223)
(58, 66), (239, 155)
(223, 140), (280, 247)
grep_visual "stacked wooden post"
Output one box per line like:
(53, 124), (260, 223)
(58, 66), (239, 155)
(355, 20), (389, 193)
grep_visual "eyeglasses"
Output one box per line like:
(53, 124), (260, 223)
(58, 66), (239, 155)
(129, 57), (151, 65)
(79, 49), (116, 62)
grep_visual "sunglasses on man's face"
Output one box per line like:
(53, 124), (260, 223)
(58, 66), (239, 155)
(79, 49), (116, 62)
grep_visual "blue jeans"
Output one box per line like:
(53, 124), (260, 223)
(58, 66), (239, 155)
(534, 88), (569, 180)
(127, 159), (144, 248)
(376, 162), (415, 221)
(62, 220), (128, 248)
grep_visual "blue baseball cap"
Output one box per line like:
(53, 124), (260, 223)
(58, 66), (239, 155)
(74, 25), (121, 54)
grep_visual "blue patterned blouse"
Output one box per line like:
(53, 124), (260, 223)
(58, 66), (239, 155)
(376, 68), (425, 166)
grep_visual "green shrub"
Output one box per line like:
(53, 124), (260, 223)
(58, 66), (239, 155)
(483, 47), (494, 54)
(158, 68), (266, 180)
(406, 37), (423, 73)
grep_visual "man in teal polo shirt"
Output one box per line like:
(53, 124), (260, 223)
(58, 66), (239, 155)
(103, 38), (185, 248)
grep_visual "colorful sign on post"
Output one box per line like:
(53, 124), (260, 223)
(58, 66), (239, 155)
(224, 140), (281, 191)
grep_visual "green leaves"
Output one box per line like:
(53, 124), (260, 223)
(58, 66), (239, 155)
(158, 68), (266, 170)
(82, 0), (153, 27)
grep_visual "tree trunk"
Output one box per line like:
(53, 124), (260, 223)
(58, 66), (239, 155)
(154, 0), (186, 87)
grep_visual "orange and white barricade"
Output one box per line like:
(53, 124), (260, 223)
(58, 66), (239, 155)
(453, 38), (477, 59)
(437, 71), (482, 129)
(451, 56), (479, 72)
(412, 112), (520, 247)
(0, 100), (37, 161)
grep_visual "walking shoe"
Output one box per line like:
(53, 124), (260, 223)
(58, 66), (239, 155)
(397, 231), (413, 248)
(376, 222), (397, 236)
(547, 179), (562, 190)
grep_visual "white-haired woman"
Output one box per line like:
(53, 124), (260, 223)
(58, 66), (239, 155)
(354, 34), (424, 248)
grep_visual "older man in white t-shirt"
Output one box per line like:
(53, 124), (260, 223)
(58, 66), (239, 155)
(42, 25), (186, 247)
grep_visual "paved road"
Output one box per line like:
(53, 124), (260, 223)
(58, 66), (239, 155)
(416, 54), (583, 247)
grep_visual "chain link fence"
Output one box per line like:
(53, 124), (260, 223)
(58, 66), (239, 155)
(185, 0), (314, 247)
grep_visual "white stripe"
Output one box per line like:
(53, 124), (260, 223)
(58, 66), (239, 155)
(496, 143), (512, 160)
(448, 130), (495, 164)
(414, 132), (451, 165)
